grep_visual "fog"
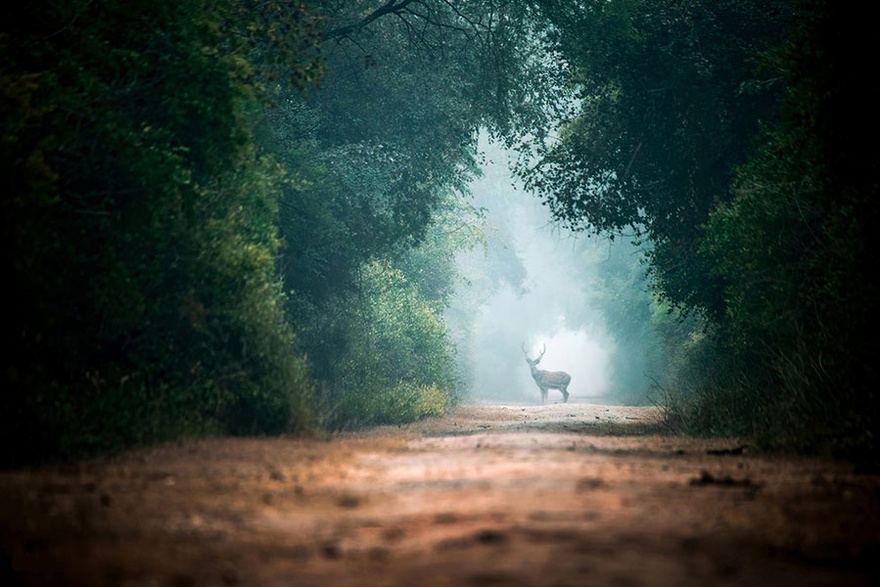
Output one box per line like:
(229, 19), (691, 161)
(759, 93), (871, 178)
(450, 136), (621, 404)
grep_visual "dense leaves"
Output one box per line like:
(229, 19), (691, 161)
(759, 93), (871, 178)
(264, 1), (559, 427)
(4, 0), (876, 467)
(698, 2), (880, 461)
(318, 260), (458, 427)
(5, 0), (558, 462)
(522, 0), (879, 463)
(523, 0), (794, 317)
(1, 0), (315, 464)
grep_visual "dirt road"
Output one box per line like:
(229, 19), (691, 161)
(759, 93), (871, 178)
(2, 401), (879, 586)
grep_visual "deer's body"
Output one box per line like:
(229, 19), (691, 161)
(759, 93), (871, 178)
(523, 344), (571, 403)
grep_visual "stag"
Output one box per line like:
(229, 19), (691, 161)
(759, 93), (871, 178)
(522, 343), (571, 403)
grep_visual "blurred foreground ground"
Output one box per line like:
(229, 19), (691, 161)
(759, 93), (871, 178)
(2, 401), (879, 586)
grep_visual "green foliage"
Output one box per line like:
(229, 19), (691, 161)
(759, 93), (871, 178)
(263, 90), (480, 425)
(335, 381), (450, 428)
(665, 2), (880, 464)
(260, 2), (557, 426)
(269, 0), (568, 294)
(14, 0), (874, 470)
(313, 1), (568, 146)
(1, 0), (316, 466)
(315, 260), (458, 428)
(652, 319), (767, 440)
(523, 0), (796, 318)
(591, 237), (722, 408)
(397, 188), (486, 307)
(526, 0), (878, 464)
(590, 238), (656, 403)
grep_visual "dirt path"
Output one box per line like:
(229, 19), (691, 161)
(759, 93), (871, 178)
(2, 401), (879, 586)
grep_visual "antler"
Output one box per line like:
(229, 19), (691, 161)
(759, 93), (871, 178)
(522, 342), (547, 362)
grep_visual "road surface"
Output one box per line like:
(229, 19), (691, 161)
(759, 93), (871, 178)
(2, 401), (878, 586)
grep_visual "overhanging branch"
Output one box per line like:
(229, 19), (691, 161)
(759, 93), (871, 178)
(320, 0), (418, 41)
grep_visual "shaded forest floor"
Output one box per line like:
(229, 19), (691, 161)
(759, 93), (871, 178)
(2, 400), (879, 586)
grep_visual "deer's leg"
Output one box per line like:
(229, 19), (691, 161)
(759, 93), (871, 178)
(561, 385), (570, 403)
(540, 387), (548, 404)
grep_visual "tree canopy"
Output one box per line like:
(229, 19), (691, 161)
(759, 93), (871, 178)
(3, 0), (878, 467)
(1, 0), (561, 464)
(2, 0), (322, 464)
(519, 0), (879, 463)
(520, 0), (795, 318)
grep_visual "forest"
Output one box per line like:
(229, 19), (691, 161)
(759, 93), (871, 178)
(2, 0), (877, 468)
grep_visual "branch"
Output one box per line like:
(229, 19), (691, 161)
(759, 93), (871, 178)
(320, 0), (418, 41)
(320, 0), (490, 50)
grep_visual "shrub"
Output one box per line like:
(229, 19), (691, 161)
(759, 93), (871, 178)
(316, 260), (459, 428)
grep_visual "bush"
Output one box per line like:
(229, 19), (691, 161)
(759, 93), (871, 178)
(315, 260), (459, 429)
(675, 2), (880, 465)
(1, 0), (316, 466)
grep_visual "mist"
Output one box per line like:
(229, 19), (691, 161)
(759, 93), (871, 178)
(450, 135), (623, 404)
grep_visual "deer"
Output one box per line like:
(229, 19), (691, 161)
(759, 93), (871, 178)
(522, 343), (571, 403)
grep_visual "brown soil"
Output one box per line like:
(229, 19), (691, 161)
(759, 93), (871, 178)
(2, 400), (879, 586)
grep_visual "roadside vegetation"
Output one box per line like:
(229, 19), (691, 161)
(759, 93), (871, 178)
(3, 1), (876, 467)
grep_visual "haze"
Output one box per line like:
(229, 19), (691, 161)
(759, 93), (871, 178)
(450, 135), (629, 404)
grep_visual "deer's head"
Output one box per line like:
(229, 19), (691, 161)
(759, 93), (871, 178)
(521, 343), (546, 372)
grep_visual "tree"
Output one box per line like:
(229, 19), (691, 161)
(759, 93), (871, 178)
(520, 0), (796, 318)
(319, 259), (458, 427)
(698, 1), (880, 461)
(1, 0), (317, 465)
(258, 0), (567, 424)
